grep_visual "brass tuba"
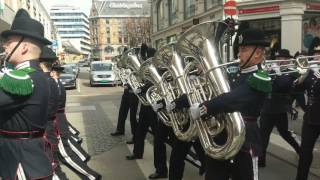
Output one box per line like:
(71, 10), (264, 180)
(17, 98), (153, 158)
(121, 48), (149, 105)
(176, 21), (245, 160)
(154, 43), (197, 141)
(139, 58), (171, 126)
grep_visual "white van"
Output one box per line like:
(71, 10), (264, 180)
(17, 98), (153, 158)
(89, 61), (119, 86)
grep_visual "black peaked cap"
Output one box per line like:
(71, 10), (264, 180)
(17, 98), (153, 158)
(1, 9), (52, 45)
(238, 28), (269, 47)
(40, 46), (58, 62)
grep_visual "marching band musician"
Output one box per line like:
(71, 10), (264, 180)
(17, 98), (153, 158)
(259, 49), (302, 168)
(126, 46), (169, 179)
(111, 47), (139, 145)
(0, 9), (53, 179)
(295, 37), (320, 180)
(40, 46), (68, 179)
(51, 63), (102, 179)
(190, 28), (271, 180)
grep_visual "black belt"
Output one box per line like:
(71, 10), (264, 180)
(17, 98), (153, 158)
(0, 130), (45, 139)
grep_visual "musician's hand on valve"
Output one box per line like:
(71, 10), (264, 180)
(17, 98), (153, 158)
(199, 105), (208, 119)
(166, 101), (176, 113)
(152, 101), (164, 112)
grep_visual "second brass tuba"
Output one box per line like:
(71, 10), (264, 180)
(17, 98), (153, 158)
(139, 58), (172, 126)
(154, 43), (197, 141)
(176, 21), (245, 160)
(121, 48), (149, 105)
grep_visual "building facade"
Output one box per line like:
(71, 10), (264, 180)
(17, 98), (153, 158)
(50, 5), (91, 60)
(0, 0), (53, 42)
(90, 0), (151, 60)
(151, 0), (320, 57)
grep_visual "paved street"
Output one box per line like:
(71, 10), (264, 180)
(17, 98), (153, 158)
(61, 68), (320, 180)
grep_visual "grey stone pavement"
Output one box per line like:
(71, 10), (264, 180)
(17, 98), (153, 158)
(60, 68), (320, 180)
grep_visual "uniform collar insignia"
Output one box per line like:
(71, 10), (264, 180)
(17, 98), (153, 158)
(15, 61), (30, 70)
(241, 65), (258, 74)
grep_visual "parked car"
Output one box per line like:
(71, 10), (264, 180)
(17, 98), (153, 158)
(60, 66), (77, 89)
(65, 63), (80, 77)
(89, 61), (119, 86)
(78, 60), (86, 67)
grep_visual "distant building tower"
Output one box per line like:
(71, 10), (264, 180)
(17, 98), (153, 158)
(90, 0), (151, 60)
(50, 5), (91, 61)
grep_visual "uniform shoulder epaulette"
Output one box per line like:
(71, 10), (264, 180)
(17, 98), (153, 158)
(247, 70), (272, 93)
(0, 67), (36, 96)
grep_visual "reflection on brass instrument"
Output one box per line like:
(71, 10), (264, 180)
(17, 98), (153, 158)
(299, 55), (320, 66)
(121, 48), (149, 105)
(111, 55), (128, 84)
(154, 43), (197, 141)
(139, 58), (172, 126)
(176, 21), (245, 160)
(264, 56), (310, 75)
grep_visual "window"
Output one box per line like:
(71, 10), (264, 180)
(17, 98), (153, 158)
(107, 38), (110, 43)
(124, 37), (128, 43)
(157, 0), (166, 30)
(168, 0), (178, 25)
(167, 34), (177, 43)
(106, 19), (109, 24)
(104, 46), (114, 54)
(91, 63), (112, 71)
(205, 0), (222, 10)
(184, 0), (196, 19)
(106, 27), (110, 34)
(119, 37), (122, 43)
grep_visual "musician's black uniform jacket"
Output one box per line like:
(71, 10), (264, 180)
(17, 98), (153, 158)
(296, 69), (320, 180)
(0, 60), (53, 179)
(296, 70), (320, 125)
(45, 72), (60, 146)
(262, 70), (305, 114)
(201, 65), (268, 156)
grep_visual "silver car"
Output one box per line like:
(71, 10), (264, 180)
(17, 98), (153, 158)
(89, 61), (119, 86)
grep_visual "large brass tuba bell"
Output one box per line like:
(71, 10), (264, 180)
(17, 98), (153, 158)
(176, 21), (245, 160)
(154, 43), (197, 141)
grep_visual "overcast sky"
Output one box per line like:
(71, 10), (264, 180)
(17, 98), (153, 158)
(40, 0), (92, 15)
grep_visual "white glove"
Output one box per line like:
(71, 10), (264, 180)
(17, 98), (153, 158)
(271, 63), (281, 75)
(133, 88), (141, 94)
(166, 101), (176, 113)
(152, 102), (163, 112)
(190, 103), (200, 121)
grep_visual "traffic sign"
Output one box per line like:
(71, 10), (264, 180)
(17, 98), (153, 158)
(224, 0), (237, 16)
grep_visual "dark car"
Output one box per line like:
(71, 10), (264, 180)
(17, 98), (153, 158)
(60, 66), (77, 89)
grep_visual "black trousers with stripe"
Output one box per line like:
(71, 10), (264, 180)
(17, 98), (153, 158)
(205, 150), (258, 180)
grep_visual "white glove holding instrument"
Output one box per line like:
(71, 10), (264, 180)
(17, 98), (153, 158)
(166, 101), (176, 113)
(152, 101), (164, 112)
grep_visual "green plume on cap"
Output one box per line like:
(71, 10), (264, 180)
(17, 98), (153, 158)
(247, 70), (272, 93)
(0, 67), (35, 96)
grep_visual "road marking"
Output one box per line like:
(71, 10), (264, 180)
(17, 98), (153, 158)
(66, 103), (81, 107)
(69, 94), (106, 97)
(66, 106), (96, 112)
(77, 79), (81, 93)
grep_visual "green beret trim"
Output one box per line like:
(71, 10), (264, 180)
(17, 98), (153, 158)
(0, 68), (34, 96)
(247, 70), (272, 93)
